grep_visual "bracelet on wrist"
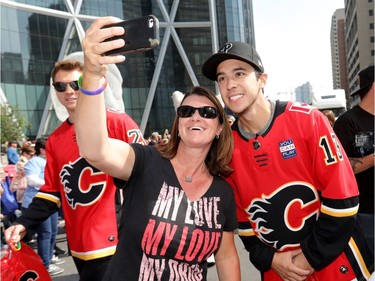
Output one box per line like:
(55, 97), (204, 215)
(78, 75), (107, 96)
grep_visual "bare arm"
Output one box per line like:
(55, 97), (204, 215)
(76, 17), (135, 180)
(215, 232), (241, 281)
(349, 154), (374, 174)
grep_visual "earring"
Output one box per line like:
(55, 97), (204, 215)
(216, 135), (220, 139)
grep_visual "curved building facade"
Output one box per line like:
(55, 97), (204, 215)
(1, 0), (256, 138)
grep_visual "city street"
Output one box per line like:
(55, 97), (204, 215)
(51, 226), (261, 281)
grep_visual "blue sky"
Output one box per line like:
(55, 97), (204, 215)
(253, 0), (344, 97)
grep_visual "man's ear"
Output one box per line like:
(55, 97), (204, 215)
(259, 73), (268, 89)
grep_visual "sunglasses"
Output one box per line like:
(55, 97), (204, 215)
(177, 105), (219, 119)
(52, 81), (79, 92)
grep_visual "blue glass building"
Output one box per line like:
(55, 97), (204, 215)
(1, 0), (256, 138)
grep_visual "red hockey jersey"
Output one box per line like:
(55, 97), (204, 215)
(33, 109), (145, 260)
(227, 101), (372, 280)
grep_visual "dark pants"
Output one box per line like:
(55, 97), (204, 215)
(21, 207), (58, 268)
(36, 211), (58, 268)
(73, 256), (112, 281)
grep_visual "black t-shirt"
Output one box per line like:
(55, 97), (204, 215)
(334, 106), (374, 213)
(104, 144), (237, 281)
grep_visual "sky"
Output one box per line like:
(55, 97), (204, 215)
(252, 0), (344, 97)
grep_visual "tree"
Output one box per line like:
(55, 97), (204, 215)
(1, 103), (30, 144)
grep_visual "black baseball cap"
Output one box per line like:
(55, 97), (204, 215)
(350, 64), (374, 97)
(202, 42), (264, 81)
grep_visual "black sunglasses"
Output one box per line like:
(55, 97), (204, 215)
(177, 105), (219, 119)
(52, 81), (79, 92)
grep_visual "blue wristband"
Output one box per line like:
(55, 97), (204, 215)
(78, 75), (107, 96)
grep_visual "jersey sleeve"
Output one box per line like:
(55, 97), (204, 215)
(300, 108), (359, 269)
(16, 197), (59, 237)
(237, 221), (276, 272)
(308, 108), (358, 199)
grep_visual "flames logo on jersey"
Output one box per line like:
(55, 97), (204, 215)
(19, 271), (39, 281)
(248, 182), (320, 251)
(60, 157), (107, 209)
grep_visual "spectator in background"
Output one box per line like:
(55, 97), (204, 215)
(0, 177), (5, 246)
(0, 166), (19, 230)
(7, 141), (19, 165)
(21, 140), (33, 149)
(322, 110), (336, 127)
(2, 141), (9, 154)
(22, 138), (64, 276)
(10, 144), (35, 209)
(162, 129), (170, 144)
(227, 115), (236, 126)
(148, 131), (161, 146)
(334, 64), (374, 261)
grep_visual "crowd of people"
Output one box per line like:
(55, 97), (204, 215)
(1, 139), (68, 276)
(2, 16), (373, 281)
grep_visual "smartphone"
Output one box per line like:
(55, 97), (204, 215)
(102, 15), (160, 56)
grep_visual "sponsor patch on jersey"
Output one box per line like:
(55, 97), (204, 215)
(279, 139), (297, 159)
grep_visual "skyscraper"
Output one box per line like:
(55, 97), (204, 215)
(0, 0), (256, 139)
(344, 0), (374, 102)
(330, 8), (348, 95)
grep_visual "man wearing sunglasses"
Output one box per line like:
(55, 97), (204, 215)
(202, 42), (373, 280)
(5, 59), (146, 280)
(53, 80), (80, 92)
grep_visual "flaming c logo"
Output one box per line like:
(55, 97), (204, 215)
(247, 182), (320, 251)
(60, 157), (107, 209)
(19, 271), (38, 280)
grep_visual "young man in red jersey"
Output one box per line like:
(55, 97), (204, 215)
(202, 42), (373, 280)
(5, 60), (146, 281)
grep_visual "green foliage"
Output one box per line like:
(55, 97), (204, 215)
(1, 103), (30, 143)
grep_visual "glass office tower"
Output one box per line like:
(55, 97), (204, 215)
(1, 0), (256, 138)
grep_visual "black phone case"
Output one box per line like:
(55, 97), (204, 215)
(102, 15), (159, 56)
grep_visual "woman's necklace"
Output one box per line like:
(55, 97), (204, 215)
(185, 164), (207, 182)
(172, 158), (206, 183)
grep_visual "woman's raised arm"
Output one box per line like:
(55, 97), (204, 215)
(75, 17), (134, 180)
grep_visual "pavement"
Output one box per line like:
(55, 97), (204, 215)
(51, 225), (261, 281)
